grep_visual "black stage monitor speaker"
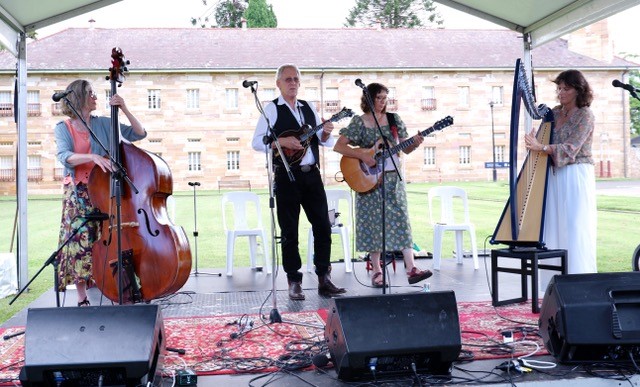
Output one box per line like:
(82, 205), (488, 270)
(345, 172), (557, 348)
(325, 291), (461, 381)
(19, 304), (165, 387)
(539, 272), (640, 363)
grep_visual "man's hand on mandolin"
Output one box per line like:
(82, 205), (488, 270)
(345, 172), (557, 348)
(275, 135), (304, 150)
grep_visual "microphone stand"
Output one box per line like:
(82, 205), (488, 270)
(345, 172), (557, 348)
(62, 96), (139, 305)
(359, 84), (401, 294)
(188, 181), (221, 276)
(248, 83), (294, 324)
(9, 216), (94, 307)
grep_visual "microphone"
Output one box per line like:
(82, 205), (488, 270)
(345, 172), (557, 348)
(188, 182), (200, 186)
(312, 352), (332, 368)
(612, 79), (639, 92)
(354, 78), (366, 90)
(52, 90), (73, 102)
(82, 211), (109, 221)
(242, 80), (257, 88)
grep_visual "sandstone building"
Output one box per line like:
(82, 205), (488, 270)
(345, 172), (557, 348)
(0, 24), (636, 195)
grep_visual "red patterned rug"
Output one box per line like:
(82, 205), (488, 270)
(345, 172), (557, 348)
(0, 301), (545, 384)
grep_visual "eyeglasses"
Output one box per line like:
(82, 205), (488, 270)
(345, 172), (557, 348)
(87, 91), (97, 99)
(283, 77), (300, 84)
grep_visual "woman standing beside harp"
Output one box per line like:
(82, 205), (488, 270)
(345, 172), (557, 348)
(524, 69), (597, 279)
(492, 61), (597, 286)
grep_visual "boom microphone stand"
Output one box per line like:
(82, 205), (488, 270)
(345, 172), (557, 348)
(188, 181), (221, 276)
(9, 215), (103, 307)
(246, 80), (295, 324)
(355, 79), (401, 294)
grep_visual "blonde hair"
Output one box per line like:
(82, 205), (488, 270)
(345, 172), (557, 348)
(60, 80), (92, 118)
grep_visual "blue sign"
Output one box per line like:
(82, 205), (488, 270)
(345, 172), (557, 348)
(484, 162), (510, 169)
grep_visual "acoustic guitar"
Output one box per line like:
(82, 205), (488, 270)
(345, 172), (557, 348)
(275, 107), (354, 165)
(340, 116), (454, 193)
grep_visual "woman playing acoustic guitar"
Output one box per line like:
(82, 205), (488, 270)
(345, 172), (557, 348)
(333, 82), (432, 288)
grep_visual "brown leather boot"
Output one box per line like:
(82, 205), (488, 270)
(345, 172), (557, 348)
(318, 271), (346, 297)
(288, 280), (305, 300)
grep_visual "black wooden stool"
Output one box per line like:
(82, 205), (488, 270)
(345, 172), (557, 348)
(491, 248), (567, 313)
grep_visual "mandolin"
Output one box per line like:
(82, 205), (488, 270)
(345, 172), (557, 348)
(275, 107), (354, 165)
(340, 116), (453, 193)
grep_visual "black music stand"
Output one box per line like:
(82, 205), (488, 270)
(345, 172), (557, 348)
(188, 182), (221, 276)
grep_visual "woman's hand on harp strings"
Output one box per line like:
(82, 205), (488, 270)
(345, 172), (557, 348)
(524, 129), (543, 152)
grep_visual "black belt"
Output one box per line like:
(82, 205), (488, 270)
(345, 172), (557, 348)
(276, 164), (317, 174)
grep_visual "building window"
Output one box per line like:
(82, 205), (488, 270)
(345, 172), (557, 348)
(148, 89), (161, 110)
(51, 91), (64, 116)
(227, 150), (240, 171)
(459, 146), (471, 165)
(387, 87), (398, 111)
(491, 86), (504, 106)
(53, 159), (64, 181)
(27, 90), (41, 116)
(0, 155), (14, 182)
(457, 86), (470, 108)
(324, 87), (339, 113)
(260, 88), (276, 108)
(495, 145), (506, 162)
(186, 89), (200, 109)
(421, 86), (436, 111)
(27, 155), (43, 181)
(423, 146), (436, 166)
(305, 87), (319, 111)
(104, 90), (112, 110)
(225, 88), (238, 109)
(0, 91), (13, 117)
(188, 151), (201, 171)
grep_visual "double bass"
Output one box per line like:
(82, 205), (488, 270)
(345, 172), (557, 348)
(88, 48), (192, 303)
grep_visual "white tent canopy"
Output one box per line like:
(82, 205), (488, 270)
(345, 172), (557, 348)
(433, 0), (640, 48)
(0, 0), (639, 289)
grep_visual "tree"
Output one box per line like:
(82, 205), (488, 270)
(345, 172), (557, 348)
(191, 0), (248, 28)
(244, 0), (277, 28)
(345, 0), (443, 28)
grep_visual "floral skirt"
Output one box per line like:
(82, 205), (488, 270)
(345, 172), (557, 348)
(56, 183), (100, 291)
(355, 172), (413, 252)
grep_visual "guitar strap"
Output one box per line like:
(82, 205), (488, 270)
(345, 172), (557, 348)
(387, 112), (399, 142)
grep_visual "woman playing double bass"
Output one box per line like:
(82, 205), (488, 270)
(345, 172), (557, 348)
(54, 79), (147, 306)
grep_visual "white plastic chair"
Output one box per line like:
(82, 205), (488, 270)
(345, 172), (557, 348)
(428, 186), (479, 271)
(307, 189), (353, 273)
(221, 191), (271, 276)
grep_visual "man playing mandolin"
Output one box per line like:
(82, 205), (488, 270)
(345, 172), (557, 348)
(251, 63), (346, 300)
(333, 82), (432, 288)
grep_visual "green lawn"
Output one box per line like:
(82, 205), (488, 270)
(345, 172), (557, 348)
(1, 180), (639, 324)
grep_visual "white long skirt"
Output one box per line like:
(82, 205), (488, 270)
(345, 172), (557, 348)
(539, 163), (597, 292)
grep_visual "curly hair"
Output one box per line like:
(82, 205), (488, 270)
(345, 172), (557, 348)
(553, 70), (593, 108)
(360, 82), (389, 114)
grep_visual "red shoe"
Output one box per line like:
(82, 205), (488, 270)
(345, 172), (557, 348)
(407, 267), (432, 284)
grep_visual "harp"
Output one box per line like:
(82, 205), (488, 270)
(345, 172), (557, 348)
(490, 59), (555, 248)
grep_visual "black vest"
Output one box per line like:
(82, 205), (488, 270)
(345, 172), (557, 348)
(272, 99), (320, 166)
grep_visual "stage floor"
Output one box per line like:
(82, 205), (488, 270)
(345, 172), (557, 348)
(4, 255), (639, 386)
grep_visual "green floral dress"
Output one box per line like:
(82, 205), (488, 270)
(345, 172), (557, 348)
(339, 114), (413, 252)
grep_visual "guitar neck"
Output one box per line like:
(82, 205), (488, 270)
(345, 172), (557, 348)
(379, 125), (437, 159)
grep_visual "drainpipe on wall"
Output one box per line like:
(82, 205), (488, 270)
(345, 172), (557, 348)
(621, 69), (629, 178)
